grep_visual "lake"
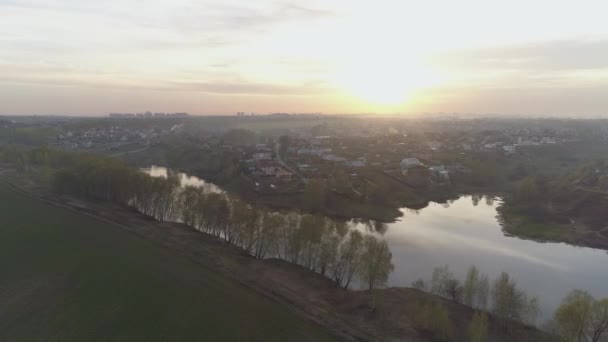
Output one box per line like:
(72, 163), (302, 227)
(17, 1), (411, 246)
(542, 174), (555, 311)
(375, 196), (608, 319)
(143, 166), (608, 320)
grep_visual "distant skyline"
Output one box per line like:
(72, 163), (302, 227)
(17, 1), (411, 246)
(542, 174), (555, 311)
(1, 0), (608, 116)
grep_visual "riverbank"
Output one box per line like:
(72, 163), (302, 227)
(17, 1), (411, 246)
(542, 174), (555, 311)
(0, 178), (338, 342)
(120, 147), (462, 223)
(497, 200), (608, 251)
(140, 163), (465, 223)
(1, 169), (551, 341)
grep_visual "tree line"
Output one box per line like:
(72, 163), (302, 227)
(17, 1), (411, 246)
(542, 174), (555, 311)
(412, 264), (608, 341)
(3, 146), (606, 341)
(0, 146), (395, 293)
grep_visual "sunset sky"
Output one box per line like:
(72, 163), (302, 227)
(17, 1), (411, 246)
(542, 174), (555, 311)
(1, 0), (608, 116)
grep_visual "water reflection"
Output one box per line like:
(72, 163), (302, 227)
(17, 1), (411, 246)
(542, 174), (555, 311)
(141, 165), (223, 194)
(374, 196), (608, 319)
(141, 166), (608, 320)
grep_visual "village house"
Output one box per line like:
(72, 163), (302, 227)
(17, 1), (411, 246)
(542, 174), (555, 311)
(401, 158), (424, 176)
(503, 145), (516, 154)
(256, 160), (278, 176)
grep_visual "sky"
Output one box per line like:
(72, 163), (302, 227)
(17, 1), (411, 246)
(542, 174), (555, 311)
(1, 0), (608, 116)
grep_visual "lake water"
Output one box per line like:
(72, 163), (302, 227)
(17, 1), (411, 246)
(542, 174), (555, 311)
(378, 196), (608, 319)
(141, 165), (223, 194)
(143, 166), (608, 319)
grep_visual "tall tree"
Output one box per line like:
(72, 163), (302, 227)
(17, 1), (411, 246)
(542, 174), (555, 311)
(477, 274), (490, 310)
(299, 215), (326, 271)
(255, 211), (284, 259)
(554, 290), (608, 342)
(358, 235), (394, 310)
(463, 265), (480, 307)
(317, 232), (340, 276)
(332, 230), (363, 289)
(359, 235), (394, 291)
(275, 212), (300, 261)
(491, 272), (535, 327)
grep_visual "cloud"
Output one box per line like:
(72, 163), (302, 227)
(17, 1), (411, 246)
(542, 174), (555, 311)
(169, 80), (328, 95)
(1, 0), (333, 33)
(166, 1), (333, 40)
(434, 39), (608, 73)
(0, 0), (335, 61)
(2, 0), (607, 115)
(0, 61), (329, 95)
(428, 39), (608, 92)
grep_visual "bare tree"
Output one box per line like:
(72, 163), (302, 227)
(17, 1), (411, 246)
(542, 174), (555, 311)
(589, 299), (608, 342)
(412, 278), (426, 291)
(431, 265), (462, 302)
(445, 278), (463, 303)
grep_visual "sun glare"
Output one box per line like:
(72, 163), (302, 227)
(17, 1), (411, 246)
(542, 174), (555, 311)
(334, 55), (442, 106)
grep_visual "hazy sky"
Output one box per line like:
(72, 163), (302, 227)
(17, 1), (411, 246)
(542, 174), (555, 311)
(1, 0), (608, 116)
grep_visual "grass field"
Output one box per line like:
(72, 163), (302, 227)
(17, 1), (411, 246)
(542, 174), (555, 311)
(0, 182), (337, 342)
(498, 206), (573, 242)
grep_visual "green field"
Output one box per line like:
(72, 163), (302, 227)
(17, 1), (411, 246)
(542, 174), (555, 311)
(0, 182), (337, 342)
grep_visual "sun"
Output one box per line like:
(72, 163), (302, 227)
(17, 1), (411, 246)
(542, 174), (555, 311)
(339, 69), (417, 105)
(334, 55), (441, 106)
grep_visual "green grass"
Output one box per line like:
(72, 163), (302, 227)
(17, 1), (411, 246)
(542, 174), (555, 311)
(0, 182), (337, 342)
(499, 208), (572, 242)
(505, 221), (571, 241)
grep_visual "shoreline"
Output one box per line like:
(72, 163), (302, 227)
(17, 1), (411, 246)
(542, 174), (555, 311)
(496, 203), (608, 251)
(1, 170), (550, 341)
(139, 162), (608, 252)
(138, 163), (501, 224)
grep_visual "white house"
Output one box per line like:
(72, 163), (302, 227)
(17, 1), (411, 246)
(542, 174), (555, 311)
(400, 158), (422, 169)
(347, 160), (366, 168)
(400, 158), (425, 176)
(503, 145), (516, 153)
